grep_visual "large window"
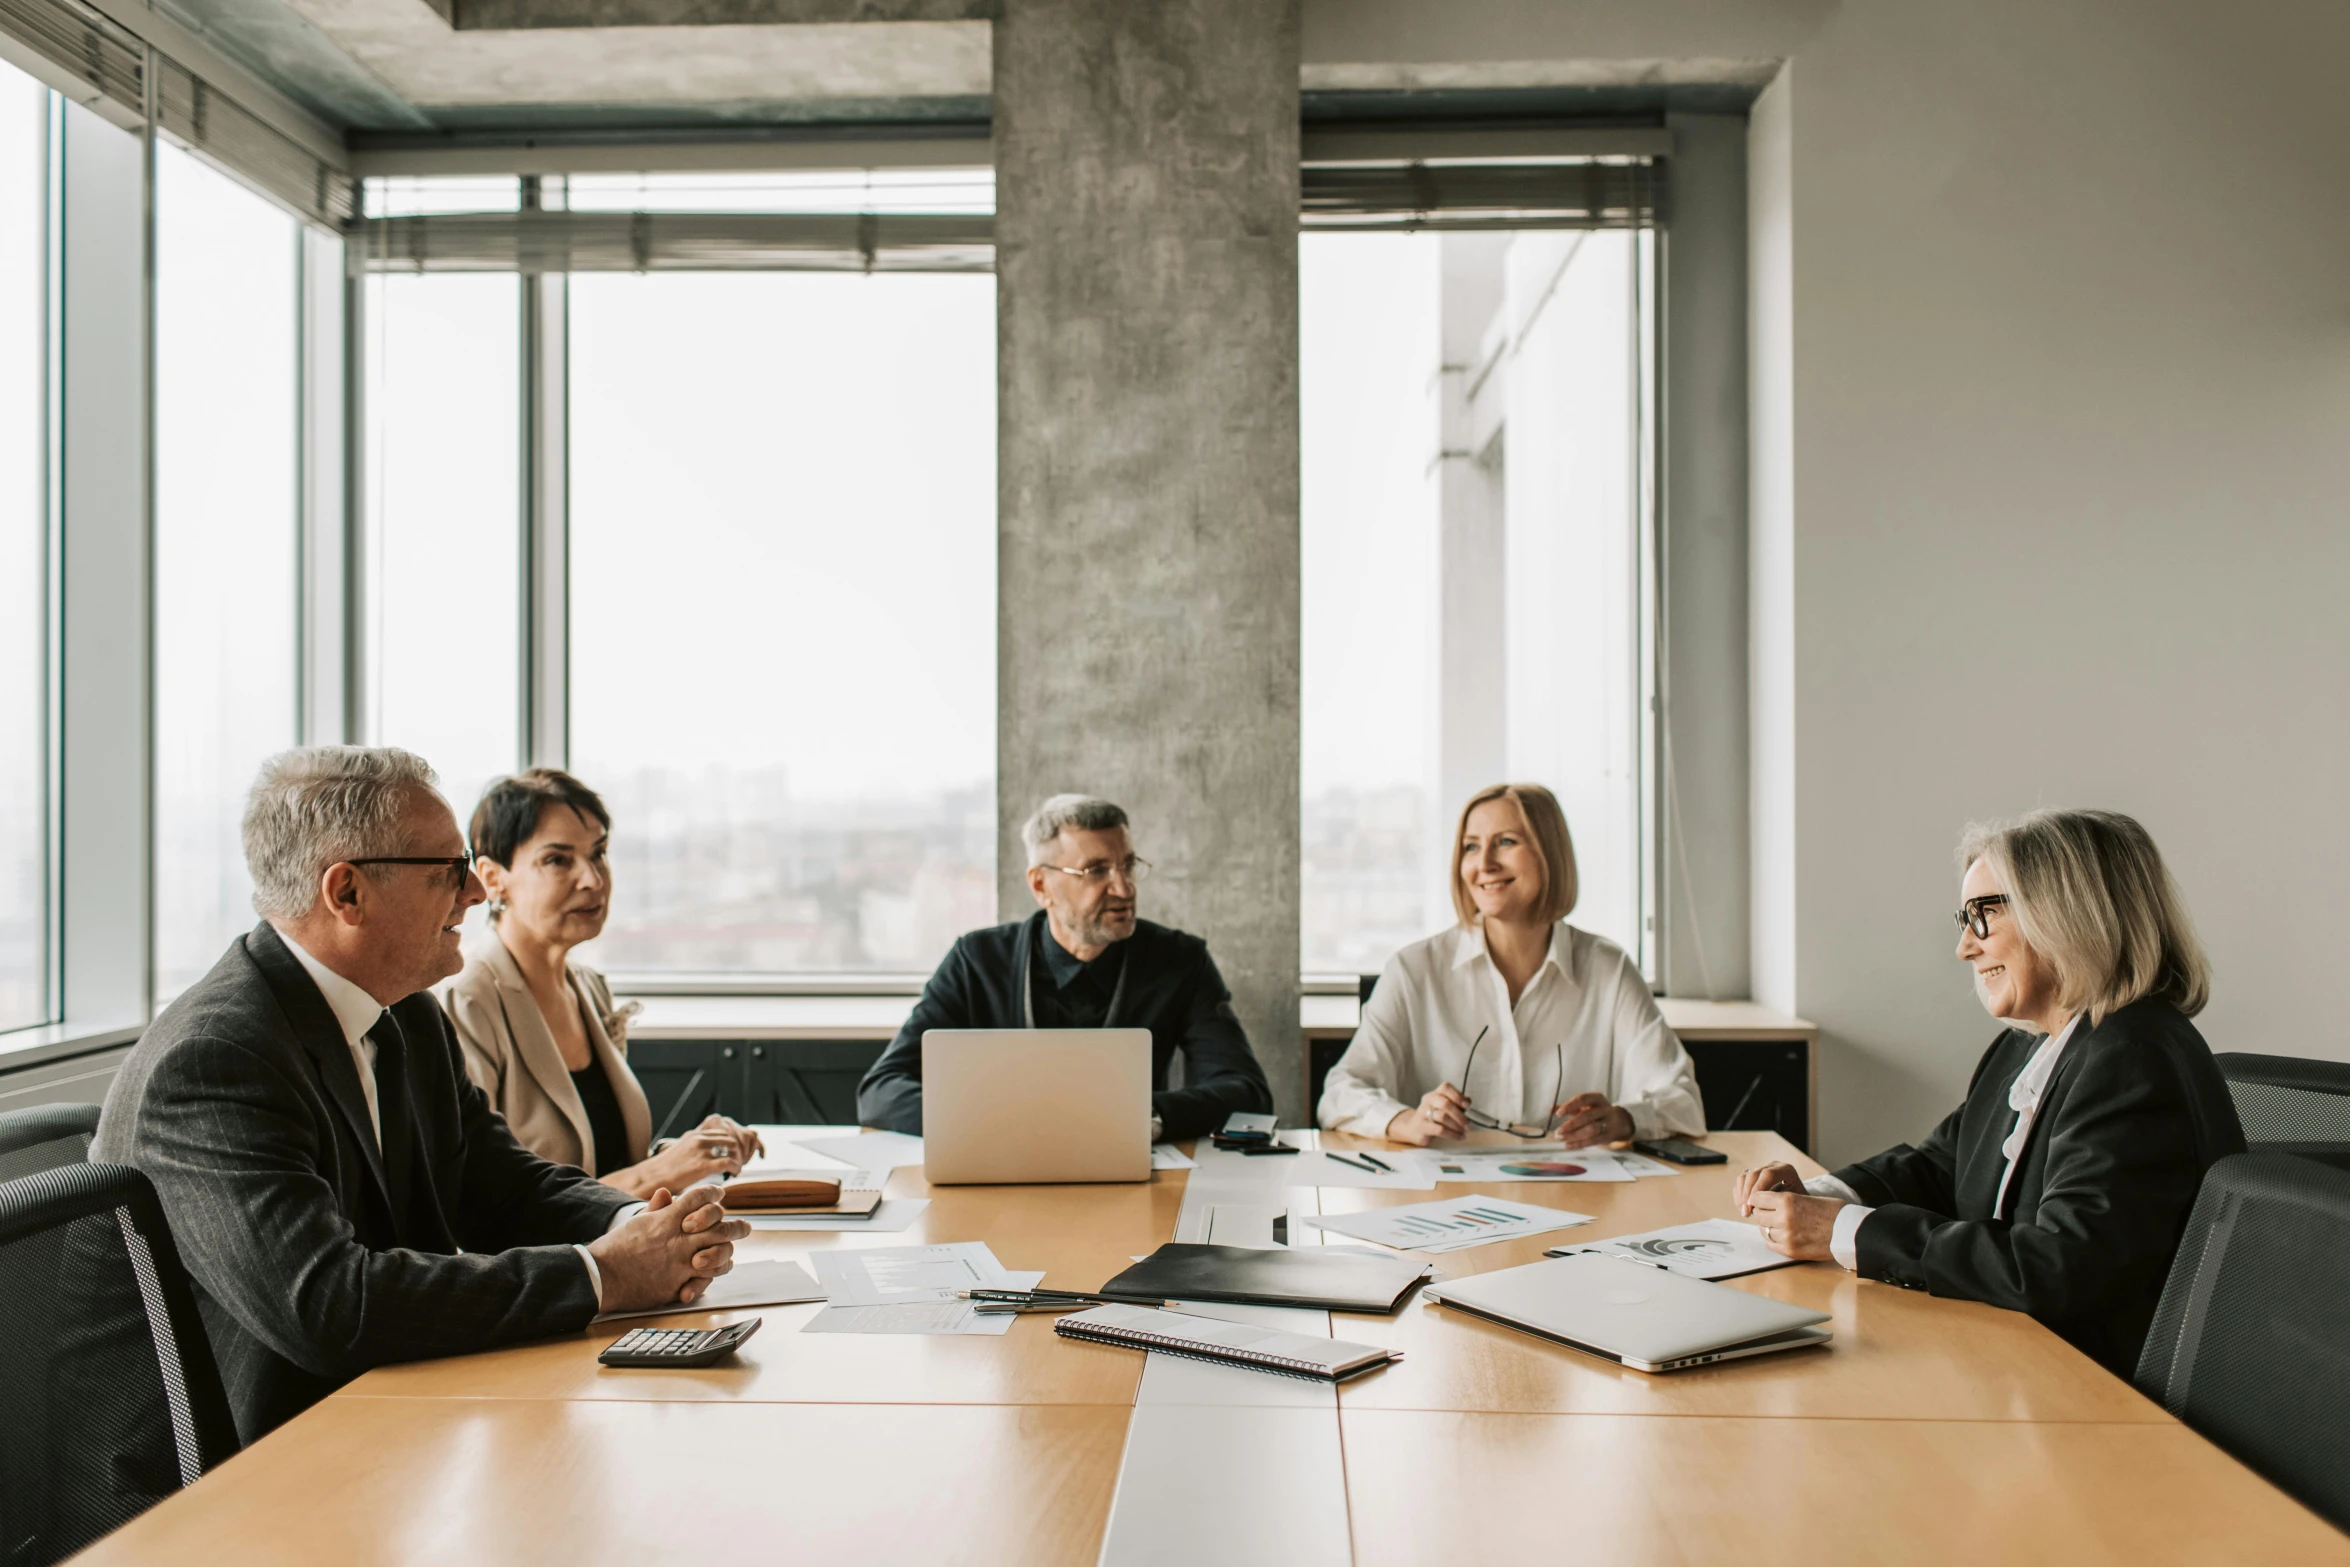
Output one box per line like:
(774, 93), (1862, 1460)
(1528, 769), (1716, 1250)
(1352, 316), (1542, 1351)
(362, 178), (522, 820)
(154, 145), (300, 997)
(566, 268), (996, 974)
(362, 274), (520, 817)
(1301, 228), (1654, 976)
(0, 64), (48, 1031)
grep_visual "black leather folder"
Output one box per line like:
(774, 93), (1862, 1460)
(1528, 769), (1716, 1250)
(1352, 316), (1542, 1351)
(1099, 1243), (1428, 1314)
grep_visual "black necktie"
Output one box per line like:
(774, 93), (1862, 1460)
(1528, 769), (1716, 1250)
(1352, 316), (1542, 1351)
(367, 1011), (416, 1229)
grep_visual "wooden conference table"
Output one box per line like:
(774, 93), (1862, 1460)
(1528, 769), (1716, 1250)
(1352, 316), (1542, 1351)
(70, 1130), (2345, 1566)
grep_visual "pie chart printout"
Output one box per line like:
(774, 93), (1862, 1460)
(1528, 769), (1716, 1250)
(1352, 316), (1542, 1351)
(1498, 1162), (1586, 1178)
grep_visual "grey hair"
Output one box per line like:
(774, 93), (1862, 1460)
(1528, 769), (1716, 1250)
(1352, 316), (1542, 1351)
(1957, 808), (2209, 1025)
(1022, 794), (1129, 867)
(243, 746), (441, 920)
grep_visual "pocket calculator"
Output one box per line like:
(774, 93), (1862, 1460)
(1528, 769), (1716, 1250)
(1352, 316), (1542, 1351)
(598, 1318), (762, 1368)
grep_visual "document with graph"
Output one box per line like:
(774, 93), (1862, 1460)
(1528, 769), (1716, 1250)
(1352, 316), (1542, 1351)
(1301, 1195), (1594, 1254)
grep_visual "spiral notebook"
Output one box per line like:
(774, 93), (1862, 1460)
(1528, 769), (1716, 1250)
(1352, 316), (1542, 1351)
(1053, 1304), (1402, 1382)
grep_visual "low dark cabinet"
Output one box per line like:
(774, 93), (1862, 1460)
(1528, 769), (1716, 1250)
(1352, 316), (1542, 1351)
(624, 1038), (888, 1137)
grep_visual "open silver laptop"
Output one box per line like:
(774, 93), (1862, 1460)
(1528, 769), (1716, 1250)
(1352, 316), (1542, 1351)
(921, 1028), (1153, 1185)
(1424, 1252), (1831, 1372)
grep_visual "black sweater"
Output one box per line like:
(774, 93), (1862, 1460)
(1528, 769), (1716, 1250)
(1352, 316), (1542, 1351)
(1833, 996), (2245, 1375)
(855, 912), (1273, 1141)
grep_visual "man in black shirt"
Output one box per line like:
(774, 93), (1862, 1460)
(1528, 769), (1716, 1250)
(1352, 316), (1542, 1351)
(855, 795), (1273, 1141)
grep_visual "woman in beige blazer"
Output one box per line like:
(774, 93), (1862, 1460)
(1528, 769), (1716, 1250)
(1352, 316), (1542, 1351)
(441, 769), (760, 1198)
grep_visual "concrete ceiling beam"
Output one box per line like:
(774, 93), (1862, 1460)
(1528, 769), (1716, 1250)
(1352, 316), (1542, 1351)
(444, 0), (997, 28)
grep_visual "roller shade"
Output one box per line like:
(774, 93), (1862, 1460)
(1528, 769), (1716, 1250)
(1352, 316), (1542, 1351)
(0, 0), (354, 225)
(1298, 158), (1665, 231)
(349, 208), (994, 275)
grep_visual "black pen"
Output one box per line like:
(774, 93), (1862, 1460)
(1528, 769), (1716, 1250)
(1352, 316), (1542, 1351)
(1358, 1152), (1394, 1172)
(1327, 1151), (1380, 1174)
(959, 1288), (1168, 1308)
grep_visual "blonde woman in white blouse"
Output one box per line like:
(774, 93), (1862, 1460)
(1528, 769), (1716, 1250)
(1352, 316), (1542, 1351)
(1318, 782), (1705, 1148)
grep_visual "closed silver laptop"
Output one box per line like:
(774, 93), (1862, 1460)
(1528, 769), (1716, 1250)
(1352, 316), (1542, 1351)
(1424, 1252), (1832, 1372)
(921, 1028), (1153, 1185)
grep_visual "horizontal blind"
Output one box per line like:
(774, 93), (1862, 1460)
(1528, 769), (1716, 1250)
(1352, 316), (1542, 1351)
(348, 209), (995, 274)
(0, 0), (353, 225)
(1299, 158), (1665, 231)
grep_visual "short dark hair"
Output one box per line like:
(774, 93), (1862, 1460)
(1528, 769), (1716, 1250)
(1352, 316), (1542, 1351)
(469, 768), (611, 869)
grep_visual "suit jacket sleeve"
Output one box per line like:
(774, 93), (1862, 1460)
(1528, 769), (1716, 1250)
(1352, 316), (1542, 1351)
(129, 1028), (612, 1383)
(1153, 944), (1274, 1141)
(1831, 1036), (2012, 1214)
(856, 939), (979, 1133)
(1846, 1040), (2210, 1332)
(407, 1003), (633, 1255)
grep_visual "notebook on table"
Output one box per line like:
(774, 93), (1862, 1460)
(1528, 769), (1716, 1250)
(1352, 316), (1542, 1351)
(1099, 1242), (1428, 1313)
(719, 1177), (885, 1218)
(1424, 1252), (1831, 1373)
(1055, 1304), (1402, 1382)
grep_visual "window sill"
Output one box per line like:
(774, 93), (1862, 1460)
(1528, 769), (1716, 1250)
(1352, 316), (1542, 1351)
(0, 1020), (146, 1071)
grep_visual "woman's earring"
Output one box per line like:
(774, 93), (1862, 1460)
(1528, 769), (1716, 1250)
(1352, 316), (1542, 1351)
(486, 898), (506, 917)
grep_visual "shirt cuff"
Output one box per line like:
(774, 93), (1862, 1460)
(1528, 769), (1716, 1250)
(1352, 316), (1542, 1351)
(1827, 1202), (1874, 1273)
(607, 1201), (647, 1233)
(1805, 1173), (1864, 1206)
(574, 1244), (605, 1310)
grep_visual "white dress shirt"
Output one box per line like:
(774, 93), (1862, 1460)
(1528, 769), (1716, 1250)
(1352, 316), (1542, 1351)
(274, 926), (637, 1308)
(1807, 1015), (2081, 1272)
(1318, 921), (1705, 1140)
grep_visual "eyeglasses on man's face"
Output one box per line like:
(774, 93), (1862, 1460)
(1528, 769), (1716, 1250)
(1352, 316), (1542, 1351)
(349, 852), (476, 892)
(1457, 1026), (1567, 1139)
(1040, 855), (1152, 887)
(1953, 893), (2009, 940)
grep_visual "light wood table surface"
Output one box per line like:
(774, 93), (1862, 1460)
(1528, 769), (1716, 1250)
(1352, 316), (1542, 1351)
(68, 1129), (2345, 1565)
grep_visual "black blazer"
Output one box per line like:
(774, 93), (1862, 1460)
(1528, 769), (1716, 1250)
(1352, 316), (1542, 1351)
(93, 923), (631, 1443)
(855, 912), (1274, 1141)
(1832, 996), (2245, 1375)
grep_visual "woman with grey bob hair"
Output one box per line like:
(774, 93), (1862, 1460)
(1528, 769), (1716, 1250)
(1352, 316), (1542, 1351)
(1736, 807), (2244, 1375)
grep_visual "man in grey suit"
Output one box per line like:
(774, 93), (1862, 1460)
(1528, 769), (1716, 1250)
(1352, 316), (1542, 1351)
(95, 746), (750, 1443)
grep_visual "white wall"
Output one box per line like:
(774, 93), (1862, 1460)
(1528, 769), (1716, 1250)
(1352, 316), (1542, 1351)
(1310, 0), (2350, 1163)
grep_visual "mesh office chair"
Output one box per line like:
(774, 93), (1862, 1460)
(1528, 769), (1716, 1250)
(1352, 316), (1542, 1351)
(0, 1103), (101, 1183)
(0, 1163), (239, 1567)
(2134, 1152), (2350, 1532)
(2214, 1053), (2350, 1169)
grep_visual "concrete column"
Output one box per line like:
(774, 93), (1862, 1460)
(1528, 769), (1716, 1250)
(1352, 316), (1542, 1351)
(994, 0), (1305, 1116)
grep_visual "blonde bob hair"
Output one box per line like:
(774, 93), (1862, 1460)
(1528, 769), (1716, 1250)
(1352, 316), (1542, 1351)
(1451, 783), (1578, 928)
(1958, 808), (2209, 1026)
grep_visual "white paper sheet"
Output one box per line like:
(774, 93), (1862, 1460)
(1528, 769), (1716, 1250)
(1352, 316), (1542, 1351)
(1545, 1218), (1796, 1279)
(1303, 1195), (1593, 1254)
(811, 1241), (1013, 1305)
(740, 1198), (929, 1232)
(790, 1130), (926, 1170)
(1610, 1152), (1681, 1178)
(1150, 1144), (1198, 1170)
(798, 1269), (1046, 1336)
(1282, 1151), (1436, 1189)
(1424, 1147), (1635, 1183)
(593, 1259), (825, 1323)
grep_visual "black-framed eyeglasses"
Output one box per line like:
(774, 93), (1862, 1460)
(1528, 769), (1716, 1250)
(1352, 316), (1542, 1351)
(1953, 893), (2009, 939)
(349, 853), (475, 889)
(1039, 855), (1152, 887)
(1457, 1025), (1567, 1139)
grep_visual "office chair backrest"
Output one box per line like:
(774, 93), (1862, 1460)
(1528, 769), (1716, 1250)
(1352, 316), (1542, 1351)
(0, 1103), (102, 1184)
(2214, 1053), (2350, 1145)
(2134, 1153), (2350, 1533)
(0, 1163), (239, 1566)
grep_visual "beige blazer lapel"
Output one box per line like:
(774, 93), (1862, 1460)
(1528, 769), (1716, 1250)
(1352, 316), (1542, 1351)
(483, 932), (596, 1167)
(572, 967), (652, 1168)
